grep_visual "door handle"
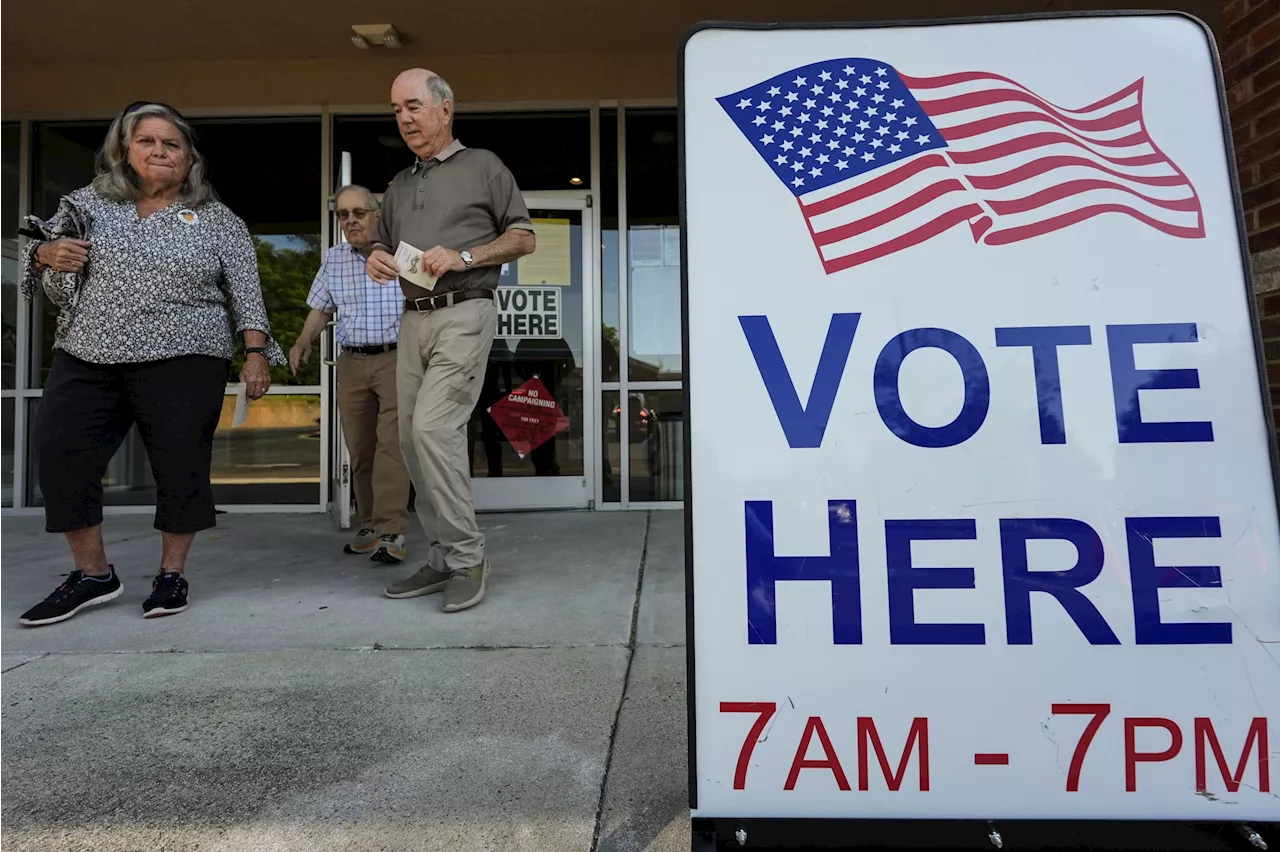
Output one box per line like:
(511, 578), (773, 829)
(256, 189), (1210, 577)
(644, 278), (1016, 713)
(322, 327), (337, 367)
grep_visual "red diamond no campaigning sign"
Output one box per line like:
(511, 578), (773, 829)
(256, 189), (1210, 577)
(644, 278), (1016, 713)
(487, 377), (570, 457)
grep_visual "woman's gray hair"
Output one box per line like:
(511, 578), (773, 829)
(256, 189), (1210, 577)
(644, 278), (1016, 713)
(92, 104), (216, 206)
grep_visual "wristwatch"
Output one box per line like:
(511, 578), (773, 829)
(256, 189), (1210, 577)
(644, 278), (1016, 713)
(245, 346), (268, 358)
(460, 250), (474, 269)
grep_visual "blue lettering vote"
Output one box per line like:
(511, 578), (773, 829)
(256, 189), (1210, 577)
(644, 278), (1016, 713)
(742, 315), (1214, 449)
(1106, 323), (1214, 443)
(995, 326), (1092, 444)
(874, 329), (991, 448)
(739, 314), (860, 449)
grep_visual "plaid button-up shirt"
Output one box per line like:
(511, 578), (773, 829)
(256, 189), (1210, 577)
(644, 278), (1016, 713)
(306, 243), (403, 347)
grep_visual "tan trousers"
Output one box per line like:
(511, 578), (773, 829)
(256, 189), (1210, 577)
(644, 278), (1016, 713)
(337, 349), (411, 535)
(396, 299), (498, 573)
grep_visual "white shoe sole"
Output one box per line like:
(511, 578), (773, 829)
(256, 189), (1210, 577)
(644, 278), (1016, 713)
(19, 584), (123, 627)
(443, 567), (489, 613)
(384, 580), (448, 599)
(143, 603), (189, 619)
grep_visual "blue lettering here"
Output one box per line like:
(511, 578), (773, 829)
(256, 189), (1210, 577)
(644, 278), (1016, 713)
(885, 519), (985, 645)
(1105, 323), (1214, 444)
(995, 326), (1092, 445)
(1000, 518), (1120, 645)
(1126, 517), (1231, 645)
(739, 314), (860, 449)
(874, 329), (990, 448)
(744, 500), (862, 644)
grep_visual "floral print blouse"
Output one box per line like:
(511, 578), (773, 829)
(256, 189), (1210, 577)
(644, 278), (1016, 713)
(21, 185), (285, 367)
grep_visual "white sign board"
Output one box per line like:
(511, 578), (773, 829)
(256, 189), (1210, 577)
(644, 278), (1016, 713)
(682, 14), (1280, 822)
(496, 286), (561, 339)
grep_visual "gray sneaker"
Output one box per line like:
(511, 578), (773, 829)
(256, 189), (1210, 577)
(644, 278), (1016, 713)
(344, 528), (379, 555)
(443, 561), (489, 613)
(384, 565), (450, 599)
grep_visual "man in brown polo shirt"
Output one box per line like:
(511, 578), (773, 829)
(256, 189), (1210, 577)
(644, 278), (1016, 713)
(366, 68), (536, 613)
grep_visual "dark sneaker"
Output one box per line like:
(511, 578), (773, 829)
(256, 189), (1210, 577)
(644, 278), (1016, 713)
(344, 528), (379, 554)
(443, 561), (489, 613)
(19, 568), (123, 627)
(370, 534), (406, 564)
(142, 572), (189, 618)
(384, 564), (450, 599)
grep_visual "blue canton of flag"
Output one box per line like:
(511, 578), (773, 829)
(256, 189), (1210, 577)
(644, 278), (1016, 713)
(717, 59), (947, 198)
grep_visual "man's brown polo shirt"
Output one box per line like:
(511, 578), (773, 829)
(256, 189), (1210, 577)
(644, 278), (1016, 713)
(372, 139), (534, 301)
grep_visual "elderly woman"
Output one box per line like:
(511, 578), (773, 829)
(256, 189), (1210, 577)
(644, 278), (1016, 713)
(17, 102), (284, 627)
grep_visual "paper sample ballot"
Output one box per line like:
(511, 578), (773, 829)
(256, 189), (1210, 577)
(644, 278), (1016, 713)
(394, 241), (439, 291)
(232, 383), (248, 428)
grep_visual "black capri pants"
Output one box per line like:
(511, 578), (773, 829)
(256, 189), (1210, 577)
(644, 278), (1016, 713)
(34, 352), (230, 534)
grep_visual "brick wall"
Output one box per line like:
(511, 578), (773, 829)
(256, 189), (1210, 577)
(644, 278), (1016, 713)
(1224, 0), (1280, 414)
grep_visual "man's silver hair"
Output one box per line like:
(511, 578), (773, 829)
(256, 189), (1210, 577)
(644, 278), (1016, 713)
(92, 104), (215, 206)
(333, 184), (379, 210)
(426, 74), (454, 108)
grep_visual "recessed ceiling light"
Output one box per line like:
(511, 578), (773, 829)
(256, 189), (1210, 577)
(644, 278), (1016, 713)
(569, 177), (583, 185)
(351, 24), (402, 49)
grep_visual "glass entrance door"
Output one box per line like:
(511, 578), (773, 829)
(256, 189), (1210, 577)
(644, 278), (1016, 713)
(471, 195), (595, 511)
(323, 181), (596, 521)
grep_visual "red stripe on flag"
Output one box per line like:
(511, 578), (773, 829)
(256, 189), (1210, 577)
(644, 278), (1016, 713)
(987, 178), (1200, 217)
(966, 155), (1189, 191)
(919, 87), (1139, 128)
(946, 131), (1163, 167)
(802, 154), (951, 216)
(939, 105), (1142, 142)
(821, 204), (985, 273)
(982, 202), (1204, 245)
(902, 71), (1141, 115)
(810, 179), (970, 247)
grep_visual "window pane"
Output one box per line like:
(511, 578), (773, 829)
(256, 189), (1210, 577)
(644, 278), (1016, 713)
(602, 390), (620, 503)
(29, 122), (109, 389)
(212, 393), (321, 504)
(188, 117), (322, 388)
(3, 122), (19, 389)
(26, 397), (161, 508)
(601, 109), (620, 383)
(2, 398), (13, 507)
(334, 111), (591, 194)
(626, 390), (683, 503)
(25, 393), (323, 507)
(467, 209), (587, 482)
(625, 110), (682, 381)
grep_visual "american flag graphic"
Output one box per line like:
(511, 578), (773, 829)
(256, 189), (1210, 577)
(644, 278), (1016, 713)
(717, 59), (1204, 273)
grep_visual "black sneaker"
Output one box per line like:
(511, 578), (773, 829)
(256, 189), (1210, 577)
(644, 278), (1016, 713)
(143, 572), (189, 618)
(19, 567), (123, 627)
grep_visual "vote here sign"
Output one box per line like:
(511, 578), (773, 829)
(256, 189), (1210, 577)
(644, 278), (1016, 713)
(681, 13), (1280, 822)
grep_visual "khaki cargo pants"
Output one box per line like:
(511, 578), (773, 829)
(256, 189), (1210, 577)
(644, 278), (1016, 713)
(396, 297), (498, 573)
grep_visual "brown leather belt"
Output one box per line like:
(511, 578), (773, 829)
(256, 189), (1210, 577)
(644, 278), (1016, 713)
(404, 289), (495, 313)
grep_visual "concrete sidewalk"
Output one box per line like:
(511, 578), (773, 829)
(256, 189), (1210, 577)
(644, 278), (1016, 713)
(1, 510), (689, 852)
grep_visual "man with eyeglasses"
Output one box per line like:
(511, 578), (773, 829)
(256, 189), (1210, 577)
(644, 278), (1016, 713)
(290, 184), (412, 564)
